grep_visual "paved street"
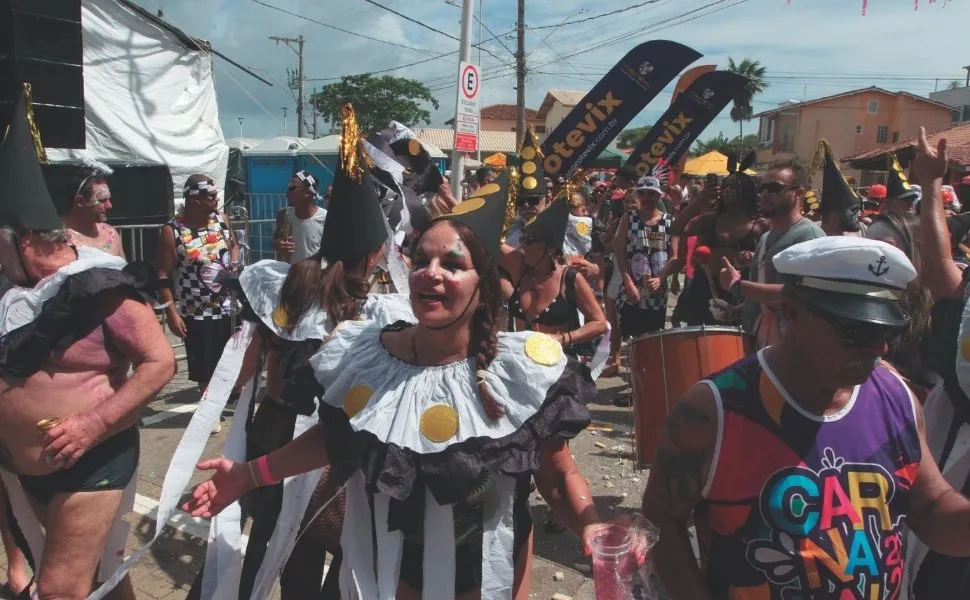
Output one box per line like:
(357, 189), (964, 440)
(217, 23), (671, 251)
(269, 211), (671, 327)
(0, 348), (653, 600)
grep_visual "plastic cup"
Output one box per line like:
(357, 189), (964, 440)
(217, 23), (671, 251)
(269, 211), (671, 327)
(591, 524), (636, 600)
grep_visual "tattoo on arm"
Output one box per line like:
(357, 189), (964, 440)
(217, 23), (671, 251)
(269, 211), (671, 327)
(653, 399), (715, 504)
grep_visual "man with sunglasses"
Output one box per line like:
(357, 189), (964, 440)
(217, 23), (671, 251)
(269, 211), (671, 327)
(645, 235), (970, 600)
(156, 175), (239, 433)
(62, 170), (126, 259)
(273, 170), (327, 264)
(719, 165), (825, 348)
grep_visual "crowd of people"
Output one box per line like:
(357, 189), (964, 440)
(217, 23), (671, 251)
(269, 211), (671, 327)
(3, 77), (970, 600)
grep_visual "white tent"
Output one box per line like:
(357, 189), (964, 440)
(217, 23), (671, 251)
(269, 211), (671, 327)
(299, 135), (342, 155)
(226, 138), (263, 151)
(45, 0), (229, 200)
(248, 137), (313, 155)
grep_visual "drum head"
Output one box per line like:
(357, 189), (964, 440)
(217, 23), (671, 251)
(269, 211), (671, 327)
(632, 324), (746, 344)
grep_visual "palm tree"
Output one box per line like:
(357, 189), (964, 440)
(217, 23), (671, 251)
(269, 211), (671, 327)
(727, 58), (769, 156)
(946, 80), (963, 90)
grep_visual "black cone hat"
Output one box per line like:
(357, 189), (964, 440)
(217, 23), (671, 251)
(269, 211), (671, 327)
(516, 126), (547, 198)
(440, 171), (508, 259)
(813, 139), (859, 213)
(320, 104), (388, 264)
(886, 152), (918, 201)
(521, 197), (570, 249)
(0, 84), (61, 231)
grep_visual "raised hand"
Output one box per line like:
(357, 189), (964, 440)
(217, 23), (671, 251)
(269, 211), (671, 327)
(912, 126), (948, 182)
(182, 457), (255, 519)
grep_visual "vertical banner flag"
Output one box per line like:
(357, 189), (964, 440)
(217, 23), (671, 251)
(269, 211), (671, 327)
(540, 40), (701, 178)
(625, 71), (748, 176)
(670, 65), (717, 180)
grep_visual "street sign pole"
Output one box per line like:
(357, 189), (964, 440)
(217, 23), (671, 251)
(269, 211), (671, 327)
(450, 0), (476, 201)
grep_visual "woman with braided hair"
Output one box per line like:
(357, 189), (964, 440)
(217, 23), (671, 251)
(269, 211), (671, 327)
(184, 173), (613, 599)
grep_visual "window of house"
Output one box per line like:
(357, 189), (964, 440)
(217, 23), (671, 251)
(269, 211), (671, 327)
(535, 125), (546, 134)
(856, 125), (864, 135)
(759, 117), (773, 143)
(867, 99), (879, 114)
(876, 125), (889, 144)
(892, 132), (900, 143)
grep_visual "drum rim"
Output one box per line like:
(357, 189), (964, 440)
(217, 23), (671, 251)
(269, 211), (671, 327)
(631, 325), (747, 343)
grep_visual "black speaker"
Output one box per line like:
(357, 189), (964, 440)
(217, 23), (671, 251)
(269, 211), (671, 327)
(41, 162), (175, 261)
(0, 0), (85, 149)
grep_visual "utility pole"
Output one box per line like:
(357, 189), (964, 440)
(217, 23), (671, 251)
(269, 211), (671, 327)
(238, 117), (244, 138)
(312, 87), (318, 139)
(964, 64), (970, 87)
(450, 0), (475, 202)
(282, 107), (288, 136)
(515, 0), (526, 149)
(269, 35), (306, 137)
(477, 0), (484, 162)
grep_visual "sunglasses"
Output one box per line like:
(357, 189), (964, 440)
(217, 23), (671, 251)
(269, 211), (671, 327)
(804, 302), (906, 349)
(516, 196), (542, 207)
(759, 182), (796, 194)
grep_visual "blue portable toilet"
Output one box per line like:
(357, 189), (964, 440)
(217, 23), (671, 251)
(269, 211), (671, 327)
(297, 135), (341, 203)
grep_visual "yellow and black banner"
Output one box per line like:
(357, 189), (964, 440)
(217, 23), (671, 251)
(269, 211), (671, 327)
(540, 40), (701, 178)
(625, 70), (747, 177)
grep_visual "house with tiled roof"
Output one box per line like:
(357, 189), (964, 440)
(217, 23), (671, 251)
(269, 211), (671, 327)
(754, 86), (952, 185)
(445, 103), (542, 133)
(414, 128), (520, 154)
(537, 89), (588, 134)
(843, 120), (970, 187)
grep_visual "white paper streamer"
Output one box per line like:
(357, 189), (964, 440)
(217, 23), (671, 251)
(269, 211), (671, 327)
(249, 409), (324, 599)
(86, 322), (255, 600)
(340, 472), (378, 599)
(373, 493), (404, 600)
(422, 489), (455, 600)
(202, 369), (257, 600)
(480, 474), (516, 600)
(383, 212), (411, 295)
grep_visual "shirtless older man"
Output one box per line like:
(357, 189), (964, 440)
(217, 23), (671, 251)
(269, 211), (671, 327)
(61, 169), (126, 259)
(0, 88), (175, 599)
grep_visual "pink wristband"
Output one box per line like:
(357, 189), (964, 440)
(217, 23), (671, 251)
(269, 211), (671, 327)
(256, 455), (279, 485)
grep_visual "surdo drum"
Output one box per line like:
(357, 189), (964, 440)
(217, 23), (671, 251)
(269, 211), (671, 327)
(629, 326), (751, 465)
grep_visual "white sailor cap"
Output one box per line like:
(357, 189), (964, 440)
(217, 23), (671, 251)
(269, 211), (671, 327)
(773, 236), (916, 327)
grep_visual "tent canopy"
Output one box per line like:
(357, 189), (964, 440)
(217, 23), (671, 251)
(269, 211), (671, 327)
(684, 151), (757, 176)
(483, 153), (507, 167)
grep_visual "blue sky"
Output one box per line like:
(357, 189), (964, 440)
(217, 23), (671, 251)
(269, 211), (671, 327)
(133, 0), (969, 143)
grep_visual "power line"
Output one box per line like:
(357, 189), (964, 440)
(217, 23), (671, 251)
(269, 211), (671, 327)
(361, 0), (460, 41)
(526, 0), (663, 30)
(250, 0), (439, 56)
(304, 51), (456, 82)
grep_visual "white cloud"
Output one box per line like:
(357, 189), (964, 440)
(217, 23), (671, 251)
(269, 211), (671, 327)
(132, 0), (968, 141)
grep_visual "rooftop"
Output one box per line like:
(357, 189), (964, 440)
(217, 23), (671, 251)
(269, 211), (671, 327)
(537, 90), (588, 119)
(414, 128), (521, 154)
(754, 86), (952, 118)
(843, 121), (970, 168)
(444, 103), (539, 126)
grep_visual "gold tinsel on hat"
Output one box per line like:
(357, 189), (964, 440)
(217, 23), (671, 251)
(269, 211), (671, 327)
(559, 168), (586, 202)
(338, 103), (369, 181)
(808, 138), (837, 182)
(502, 167), (520, 242)
(21, 83), (47, 164)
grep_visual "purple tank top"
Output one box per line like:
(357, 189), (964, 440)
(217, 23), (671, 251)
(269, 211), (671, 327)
(697, 351), (921, 600)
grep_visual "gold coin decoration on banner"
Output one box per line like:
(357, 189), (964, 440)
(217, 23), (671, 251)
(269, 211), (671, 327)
(522, 176), (538, 190)
(521, 161), (537, 175)
(469, 182), (500, 199)
(524, 333), (563, 366)
(575, 221), (592, 236)
(520, 146), (536, 160)
(272, 305), (289, 328)
(451, 198), (486, 215)
(408, 139), (422, 156)
(420, 404), (459, 442)
(343, 385), (374, 418)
